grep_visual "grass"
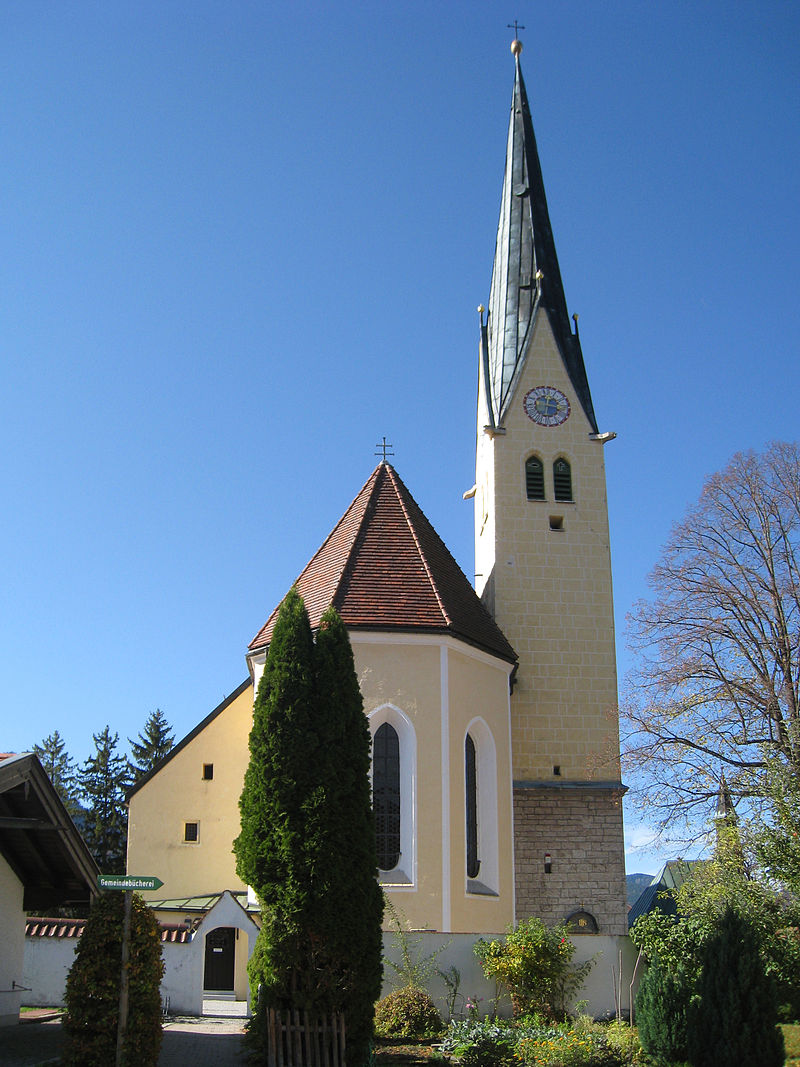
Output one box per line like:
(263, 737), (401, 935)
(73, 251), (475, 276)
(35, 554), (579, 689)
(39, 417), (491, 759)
(783, 1023), (800, 1065)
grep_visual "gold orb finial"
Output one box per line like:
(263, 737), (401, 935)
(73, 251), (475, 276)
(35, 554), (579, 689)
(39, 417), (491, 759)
(511, 39), (523, 57)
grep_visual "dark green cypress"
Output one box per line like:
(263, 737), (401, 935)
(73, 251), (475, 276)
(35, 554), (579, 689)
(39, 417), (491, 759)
(234, 593), (383, 1066)
(313, 606), (384, 1067)
(234, 587), (319, 1004)
(635, 956), (692, 1064)
(687, 907), (784, 1067)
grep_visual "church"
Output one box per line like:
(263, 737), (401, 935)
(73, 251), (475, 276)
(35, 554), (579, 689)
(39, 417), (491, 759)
(126, 39), (628, 1009)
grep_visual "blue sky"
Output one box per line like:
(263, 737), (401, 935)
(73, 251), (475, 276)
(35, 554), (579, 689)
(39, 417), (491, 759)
(2, 2), (798, 875)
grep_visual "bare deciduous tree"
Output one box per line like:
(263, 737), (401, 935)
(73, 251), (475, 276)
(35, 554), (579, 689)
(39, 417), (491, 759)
(622, 441), (800, 837)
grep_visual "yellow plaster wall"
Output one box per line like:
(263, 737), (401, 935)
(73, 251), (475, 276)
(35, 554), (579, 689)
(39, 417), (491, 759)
(130, 634), (517, 937)
(353, 637), (444, 931)
(353, 635), (515, 934)
(475, 311), (620, 783)
(446, 646), (514, 932)
(126, 683), (254, 901)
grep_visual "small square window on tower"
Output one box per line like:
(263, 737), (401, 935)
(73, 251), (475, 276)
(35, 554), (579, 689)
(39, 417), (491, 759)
(202, 763), (214, 780)
(183, 821), (199, 843)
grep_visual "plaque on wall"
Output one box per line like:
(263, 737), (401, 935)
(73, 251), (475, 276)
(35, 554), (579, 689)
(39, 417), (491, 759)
(565, 910), (598, 934)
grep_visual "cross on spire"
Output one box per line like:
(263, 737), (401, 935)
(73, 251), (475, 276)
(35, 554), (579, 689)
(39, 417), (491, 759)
(375, 436), (394, 462)
(507, 20), (525, 39)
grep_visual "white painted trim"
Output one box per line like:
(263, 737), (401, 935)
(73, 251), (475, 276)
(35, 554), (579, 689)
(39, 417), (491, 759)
(350, 631), (514, 675)
(464, 717), (499, 895)
(440, 646), (451, 932)
(368, 704), (417, 890)
(506, 682), (516, 927)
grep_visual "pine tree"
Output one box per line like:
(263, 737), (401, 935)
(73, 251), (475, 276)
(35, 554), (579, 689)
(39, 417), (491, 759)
(635, 956), (692, 1063)
(312, 606), (384, 1067)
(128, 709), (175, 780)
(687, 907), (784, 1067)
(79, 727), (131, 874)
(234, 591), (384, 1066)
(33, 730), (81, 818)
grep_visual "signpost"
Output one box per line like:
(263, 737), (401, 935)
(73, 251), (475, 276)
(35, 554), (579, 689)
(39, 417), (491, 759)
(98, 875), (163, 1067)
(98, 874), (164, 891)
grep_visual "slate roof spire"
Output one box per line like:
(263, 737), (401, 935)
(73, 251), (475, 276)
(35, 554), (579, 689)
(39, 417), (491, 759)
(482, 38), (598, 433)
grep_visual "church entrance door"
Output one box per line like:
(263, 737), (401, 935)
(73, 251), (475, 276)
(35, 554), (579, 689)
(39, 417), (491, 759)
(203, 926), (235, 991)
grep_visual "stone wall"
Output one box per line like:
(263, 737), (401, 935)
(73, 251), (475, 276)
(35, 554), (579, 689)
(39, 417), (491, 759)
(513, 785), (628, 936)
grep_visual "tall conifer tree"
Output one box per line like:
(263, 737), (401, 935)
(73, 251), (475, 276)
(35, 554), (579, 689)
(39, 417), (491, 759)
(234, 591), (383, 1066)
(128, 709), (175, 780)
(79, 727), (130, 873)
(234, 588), (320, 1002)
(687, 907), (784, 1067)
(33, 730), (81, 818)
(313, 606), (383, 1066)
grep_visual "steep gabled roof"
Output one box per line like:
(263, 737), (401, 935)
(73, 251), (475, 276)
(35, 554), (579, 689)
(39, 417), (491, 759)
(249, 463), (516, 665)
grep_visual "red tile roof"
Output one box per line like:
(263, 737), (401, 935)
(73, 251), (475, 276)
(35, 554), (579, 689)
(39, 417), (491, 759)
(249, 463), (516, 664)
(25, 917), (194, 943)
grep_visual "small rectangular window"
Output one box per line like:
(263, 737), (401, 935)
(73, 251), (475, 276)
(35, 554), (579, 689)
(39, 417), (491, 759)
(202, 764), (214, 780)
(549, 515), (564, 531)
(184, 822), (199, 843)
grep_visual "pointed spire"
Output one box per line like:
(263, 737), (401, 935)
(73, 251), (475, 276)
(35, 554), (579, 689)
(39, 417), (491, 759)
(482, 40), (598, 432)
(714, 772), (737, 823)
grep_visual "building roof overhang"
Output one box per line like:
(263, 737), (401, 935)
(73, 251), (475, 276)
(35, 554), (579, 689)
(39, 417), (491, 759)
(0, 753), (100, 911)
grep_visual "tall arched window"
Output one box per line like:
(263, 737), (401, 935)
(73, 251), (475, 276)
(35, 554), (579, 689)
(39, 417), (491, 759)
(525, 455), (545, 500)
(465, 734), (480, 879)
(373, 722), (401, 871)
(553, 457), (573, 502)
(465, 719), (499, 895)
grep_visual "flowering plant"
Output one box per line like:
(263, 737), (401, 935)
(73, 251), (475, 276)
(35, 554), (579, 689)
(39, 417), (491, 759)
(475, 917), (594, 1019)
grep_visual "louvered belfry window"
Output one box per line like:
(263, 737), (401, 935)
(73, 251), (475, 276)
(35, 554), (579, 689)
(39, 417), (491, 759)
(465, 734), (480, 879)
(553, 458), (573, 502)
(374, 722), (401, 871)
(525, 455), (545, 500)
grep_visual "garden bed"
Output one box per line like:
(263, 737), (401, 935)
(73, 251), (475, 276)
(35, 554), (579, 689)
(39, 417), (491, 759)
(374, 1037), (445, 1064)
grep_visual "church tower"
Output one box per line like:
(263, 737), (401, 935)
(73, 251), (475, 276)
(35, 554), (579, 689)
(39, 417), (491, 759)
(474, 39), (627, 934)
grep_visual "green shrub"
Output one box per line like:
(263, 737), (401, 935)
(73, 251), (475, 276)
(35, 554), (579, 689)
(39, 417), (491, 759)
(604, 1019), (645, 1065)
(635, 956), (693, 1064)
(515, 1026), (620, 1066)
(63, 892), (164, 1067)
(439, 1017), (515, 1058)
(475, 917), (593, 1019)
(374, 986), (442, 1038)
(686, 907), (784, 1067)
(442, 1015), (637, 1067)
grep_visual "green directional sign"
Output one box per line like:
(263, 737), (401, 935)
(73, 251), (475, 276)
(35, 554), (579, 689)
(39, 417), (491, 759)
(98, 875), (164, 892)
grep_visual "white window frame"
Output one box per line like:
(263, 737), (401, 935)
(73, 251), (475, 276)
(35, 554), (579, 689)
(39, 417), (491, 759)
(464, 717), (499, 895)
(369, 703), (416, 889)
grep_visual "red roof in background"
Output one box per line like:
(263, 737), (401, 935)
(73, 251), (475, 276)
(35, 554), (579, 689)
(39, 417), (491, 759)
(249, 463), (516, 664)
(26, 917), (194, 943)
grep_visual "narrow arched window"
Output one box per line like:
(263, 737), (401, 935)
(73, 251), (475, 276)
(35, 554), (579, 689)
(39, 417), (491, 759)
(525, 455), (545, 500)
(373, 722), (401, 871)
(553, 458), (573, 502)
(465, 734), (480, 879)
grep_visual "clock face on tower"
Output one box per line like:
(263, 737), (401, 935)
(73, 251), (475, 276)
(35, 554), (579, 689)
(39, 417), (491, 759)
(523, 386), (571, 427)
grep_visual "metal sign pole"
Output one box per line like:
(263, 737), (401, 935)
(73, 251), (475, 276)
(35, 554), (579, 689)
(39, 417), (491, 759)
(115, 889), (132, 1067)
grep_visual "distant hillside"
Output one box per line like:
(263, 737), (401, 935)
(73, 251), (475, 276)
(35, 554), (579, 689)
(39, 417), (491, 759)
(626, 872), (653, 906)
